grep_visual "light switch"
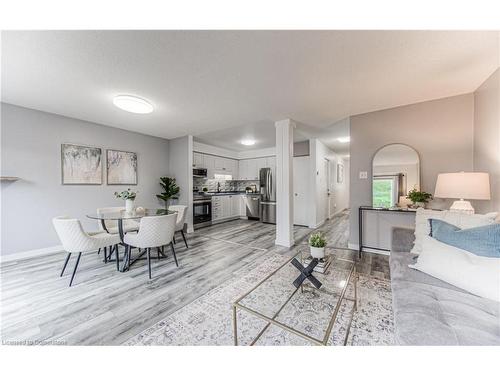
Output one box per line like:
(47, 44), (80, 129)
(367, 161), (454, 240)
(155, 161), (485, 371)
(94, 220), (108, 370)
(359, 171), (368, 179)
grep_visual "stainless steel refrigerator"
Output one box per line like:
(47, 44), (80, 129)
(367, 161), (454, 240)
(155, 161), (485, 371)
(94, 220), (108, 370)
(259, 167), (276, 224)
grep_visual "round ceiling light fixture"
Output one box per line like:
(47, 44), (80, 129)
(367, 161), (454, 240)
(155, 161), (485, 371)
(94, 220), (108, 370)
(241, 139), (256, 146)
(337, 136), (350, 143)
(113, 95), (153, 114)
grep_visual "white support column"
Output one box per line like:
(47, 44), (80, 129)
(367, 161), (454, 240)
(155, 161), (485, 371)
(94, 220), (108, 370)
(275, 119), (295, 247)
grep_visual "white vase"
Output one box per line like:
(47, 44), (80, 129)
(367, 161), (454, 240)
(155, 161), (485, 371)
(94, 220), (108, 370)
(310, 246), (325, 259)
(125, 199), (135, 213)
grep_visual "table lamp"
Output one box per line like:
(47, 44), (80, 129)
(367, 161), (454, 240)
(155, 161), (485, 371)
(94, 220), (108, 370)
(434, 172), (490, 214)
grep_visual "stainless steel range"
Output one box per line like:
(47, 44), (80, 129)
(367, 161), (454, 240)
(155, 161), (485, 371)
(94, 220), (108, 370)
(193, 195), (212, 229)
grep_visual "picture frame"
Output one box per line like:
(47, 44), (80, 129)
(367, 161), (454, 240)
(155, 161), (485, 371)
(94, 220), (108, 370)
(106, 149), (138, 185)
(337, 163), (344, 184)
(61, 143), (103, 185)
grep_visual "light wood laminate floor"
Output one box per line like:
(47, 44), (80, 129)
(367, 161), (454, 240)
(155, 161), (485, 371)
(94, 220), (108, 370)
(1, 211), (389, 345)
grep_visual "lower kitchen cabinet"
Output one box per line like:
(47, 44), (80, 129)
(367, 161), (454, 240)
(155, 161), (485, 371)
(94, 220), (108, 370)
(212, 194), (246, 222)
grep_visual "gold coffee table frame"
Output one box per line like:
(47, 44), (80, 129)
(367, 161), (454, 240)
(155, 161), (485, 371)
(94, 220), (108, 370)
(232, 250), (358, 346)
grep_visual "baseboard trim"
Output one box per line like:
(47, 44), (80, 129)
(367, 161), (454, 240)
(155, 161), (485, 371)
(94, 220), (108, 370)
(309, 219), (326, 229)
(1, 245), (64, 263)
(275, 238), (295, 248)
(348, 242), (359, 250)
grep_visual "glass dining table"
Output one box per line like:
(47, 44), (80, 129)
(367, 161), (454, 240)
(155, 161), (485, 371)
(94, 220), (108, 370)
(86, 208), (173, 272)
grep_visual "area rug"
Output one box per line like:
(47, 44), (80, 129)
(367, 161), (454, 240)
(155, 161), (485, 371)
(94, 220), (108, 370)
(124, 253), (394, 346)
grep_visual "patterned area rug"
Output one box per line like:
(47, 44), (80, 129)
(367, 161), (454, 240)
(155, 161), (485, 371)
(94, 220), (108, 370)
(124, 254), (394, 346)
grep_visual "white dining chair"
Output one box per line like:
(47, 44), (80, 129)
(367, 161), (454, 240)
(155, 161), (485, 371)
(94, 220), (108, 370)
(97, 207), (140, 234)
(53, 216), (121, 286)
(123, 213), (178, 279)
(168, 205), (188, 248)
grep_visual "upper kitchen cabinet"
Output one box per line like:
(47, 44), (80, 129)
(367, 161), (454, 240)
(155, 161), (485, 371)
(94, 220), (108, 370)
(213, 156), (225, 170)
(193, 152), (204, 168)
(266, 156), (276, 168)
(203, 154), (215, 170)
(239, 159), (258, 180)
(256, 158), (267, 173)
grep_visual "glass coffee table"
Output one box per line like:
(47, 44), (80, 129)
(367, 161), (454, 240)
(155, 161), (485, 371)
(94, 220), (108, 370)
(232, 248), (358, 346)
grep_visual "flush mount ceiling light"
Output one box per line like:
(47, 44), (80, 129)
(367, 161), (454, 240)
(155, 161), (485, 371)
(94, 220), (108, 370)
(241, 139), (256, 146)
(113, 95), (153, 114)
(337, 136), (350, 143)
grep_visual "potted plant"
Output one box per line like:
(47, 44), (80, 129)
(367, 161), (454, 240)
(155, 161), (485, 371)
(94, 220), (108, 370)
(114, 188), (137, 213)
(407, 188), (433, 208)
(309, 232), (327, 259)
(156, 177), (180, 209)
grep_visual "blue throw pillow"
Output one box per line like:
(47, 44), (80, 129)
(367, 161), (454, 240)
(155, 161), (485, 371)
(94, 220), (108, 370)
(429, 218), (500, 258)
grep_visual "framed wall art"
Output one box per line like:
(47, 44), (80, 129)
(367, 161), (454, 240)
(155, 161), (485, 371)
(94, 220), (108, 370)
(107, 149), (138, 185)
(61, 143), (102, 185)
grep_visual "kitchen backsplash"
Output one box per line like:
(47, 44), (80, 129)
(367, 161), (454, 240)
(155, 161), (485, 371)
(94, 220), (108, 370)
(193, 178), (259, 192)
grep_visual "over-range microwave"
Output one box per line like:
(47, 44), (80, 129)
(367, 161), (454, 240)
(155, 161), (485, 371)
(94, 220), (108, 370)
(193, 168), (208, 178)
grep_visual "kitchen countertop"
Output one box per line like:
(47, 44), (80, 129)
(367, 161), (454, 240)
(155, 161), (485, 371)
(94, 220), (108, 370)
(193, 191), (260, 197)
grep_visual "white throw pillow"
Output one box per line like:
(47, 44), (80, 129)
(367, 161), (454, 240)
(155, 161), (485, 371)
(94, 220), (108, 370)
(410, 236), (500, 302)
(410, 208), (495, 254)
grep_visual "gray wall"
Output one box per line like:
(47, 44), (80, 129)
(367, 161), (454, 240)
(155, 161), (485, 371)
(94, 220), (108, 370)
(349, 94), (474, 246)
(473, 68), (500, 214)
(168, 135), (194, 232)
(1, 103), (170, 255)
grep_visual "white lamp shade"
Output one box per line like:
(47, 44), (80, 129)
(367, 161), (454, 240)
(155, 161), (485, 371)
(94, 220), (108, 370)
(434, 172), (490, 200)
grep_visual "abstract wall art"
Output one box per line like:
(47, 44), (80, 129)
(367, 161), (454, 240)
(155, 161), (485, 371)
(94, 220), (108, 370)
(61, 143), (102, 185)
(107, 149), (137, 185)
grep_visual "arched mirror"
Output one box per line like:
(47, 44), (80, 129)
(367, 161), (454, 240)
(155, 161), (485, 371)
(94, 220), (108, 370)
(372, 144), (420, 208)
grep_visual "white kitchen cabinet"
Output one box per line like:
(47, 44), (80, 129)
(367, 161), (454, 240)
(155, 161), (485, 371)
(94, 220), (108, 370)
(239, 195), (246, 216)
(266, 156), (276, 169)
(213, 156), (225, 170)
(212, 194), (242, 222)
(193, 152), (204, 168)
(203, 154), (215, 170)
(247, 159), (258, 180)
(212, 196), (223, 220)
(256, 158), (266, 178)
(238, 159), (248, 180)
(230, 195), (240, 217)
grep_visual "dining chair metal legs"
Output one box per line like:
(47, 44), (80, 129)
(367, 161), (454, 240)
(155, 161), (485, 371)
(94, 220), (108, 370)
(114, 244), (120, 271)
(170, 242), (179, 267)
(104, 246), (108, 263)
(69, 252), (82, 287)
(180, 230), (188, 248)
(60, 253), (71, 277)
(146, 247), (152, 279)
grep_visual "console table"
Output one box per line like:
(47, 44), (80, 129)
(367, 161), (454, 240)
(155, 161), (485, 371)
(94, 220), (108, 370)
(358, 206), (417, 258)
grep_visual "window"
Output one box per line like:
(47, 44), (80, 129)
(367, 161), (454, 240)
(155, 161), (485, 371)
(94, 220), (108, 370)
(373, 177), (398, 208)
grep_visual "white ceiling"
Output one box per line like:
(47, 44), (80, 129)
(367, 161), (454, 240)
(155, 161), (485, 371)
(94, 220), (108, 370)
(2, 31), (498, 144)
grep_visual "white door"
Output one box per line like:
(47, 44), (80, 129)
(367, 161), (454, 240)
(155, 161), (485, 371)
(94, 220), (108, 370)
(329, 160), (336, 218)
(293, 156), (310, 226)
(317, 158), (329, 222)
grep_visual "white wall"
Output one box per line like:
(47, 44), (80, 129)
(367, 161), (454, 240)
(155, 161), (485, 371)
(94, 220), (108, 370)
(349, 93), (475, 248)
(474, 68), (500, 214)
(169, 136), (194, 232)
(1, 103), (170, 255)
